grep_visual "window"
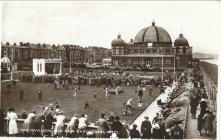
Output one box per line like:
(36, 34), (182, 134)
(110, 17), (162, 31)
(119, 48), (122, 54)
(183, 47), (186, 54)
(148, 43), (153, 47)
(37, 63), (39, 72)
(165, 58), (171, 64)
(40, 63), (42, 72)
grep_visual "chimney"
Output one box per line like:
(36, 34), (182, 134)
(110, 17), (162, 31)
(20, 42), (23, 46)
(130, 39), (133, 43)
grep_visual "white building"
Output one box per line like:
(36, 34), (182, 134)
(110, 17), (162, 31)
(32, 59), (62, 76)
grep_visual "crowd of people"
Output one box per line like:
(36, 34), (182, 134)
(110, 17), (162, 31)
(1, 67), (215, 138)
(190, 69), (215, 136)
(16, 70), (174, 88)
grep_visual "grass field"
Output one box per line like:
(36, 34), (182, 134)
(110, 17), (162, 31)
(1, 82), (160, 124)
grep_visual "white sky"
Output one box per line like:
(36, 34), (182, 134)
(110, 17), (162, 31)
(1, 1), (221, 54)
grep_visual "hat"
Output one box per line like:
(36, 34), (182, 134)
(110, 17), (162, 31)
(201, 98), (205, 102)
(133, 124), (137, 128)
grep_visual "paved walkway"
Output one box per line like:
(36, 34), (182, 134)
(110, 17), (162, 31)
(184, 80), (216, 139)
(185, 108), (215, 139)
(131, 81), (176, 131)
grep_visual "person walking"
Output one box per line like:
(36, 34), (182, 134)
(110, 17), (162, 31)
(140, 116), (152, 139)
(190, 95), (199, 119)
(197, 114), (203, 136)
(199, 98), (207, 117)
(203, 110), (214, 136)
(7, 108), (18, 136)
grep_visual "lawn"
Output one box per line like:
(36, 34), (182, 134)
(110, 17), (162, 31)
(1, 82), (160, 124)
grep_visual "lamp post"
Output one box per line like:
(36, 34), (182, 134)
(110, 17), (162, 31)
(70, 50), (72, 73)
(161, 49), (164, 86)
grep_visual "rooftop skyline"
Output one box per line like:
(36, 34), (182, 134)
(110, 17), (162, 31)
(1, 1), (221, 54)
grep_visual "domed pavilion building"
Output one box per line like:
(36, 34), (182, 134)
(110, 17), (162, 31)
(111, 21), (192, 71)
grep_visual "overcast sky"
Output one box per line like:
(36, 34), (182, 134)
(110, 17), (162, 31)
(1, 1), (221, 54)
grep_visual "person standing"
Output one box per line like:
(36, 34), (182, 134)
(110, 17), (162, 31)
(21, 111), (28, 119)
(54, 111), (65, 137)
(129, 124), (140, 139)
(66, 114), (79, 137)
(19, 89), (24, 101)
(23, 111), (36, 133)
(7, 108), (18, 136)
(203, 110), (214, 136)
(197, 114), (203, 136)
(78, 114), (89, 137)
(97, 113), (109, 138)
(140, 116), (152, 139)
(111, 116), (124, 138)
(190, 96), (199, 119)
(148, 85), (153, 96)
(37, 88), (42, 100)
(199, 98), (207, 117)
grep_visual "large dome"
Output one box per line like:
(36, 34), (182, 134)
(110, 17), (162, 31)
(111, 34), (125, 46)
(174, 34), (189, 46)
(134, 22), (172, 44)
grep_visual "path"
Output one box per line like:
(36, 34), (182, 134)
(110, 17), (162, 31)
(184, 81), (216, 139)
(131, 81), (176, 131)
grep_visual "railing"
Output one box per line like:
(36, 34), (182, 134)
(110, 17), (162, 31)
(3, 117), (98, 137)
(199, 64), (217, 136)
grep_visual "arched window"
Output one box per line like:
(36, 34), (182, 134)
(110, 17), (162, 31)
(183, 47), (186, 54)
(176, 47), (179, 54)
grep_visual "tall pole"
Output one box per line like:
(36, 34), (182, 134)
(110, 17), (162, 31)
(161, 50), (164, 86)
(70, 51), (72, 73)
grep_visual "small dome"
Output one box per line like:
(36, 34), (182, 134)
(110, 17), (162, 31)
(134, 21), (172, 45)
(174, 34), (189, 46)
(111, 34), (125, 46)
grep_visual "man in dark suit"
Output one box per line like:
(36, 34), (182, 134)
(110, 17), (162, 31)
(111, 116), (124, 138)
(129, 124), (140, 139)
(141, 116), (152, 139)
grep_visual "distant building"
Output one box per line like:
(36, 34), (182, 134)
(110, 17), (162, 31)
(111, 21), (192, 71)
(85, 46), (111, 64)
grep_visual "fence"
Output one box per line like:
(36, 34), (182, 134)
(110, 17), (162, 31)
(199, 64), (217, 136)
(2, 117), (98, 137)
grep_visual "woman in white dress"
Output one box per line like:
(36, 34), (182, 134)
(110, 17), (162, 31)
(23, 111), (36, 132)
(7, 108), (18, 136)
(54, 111), (65, 137)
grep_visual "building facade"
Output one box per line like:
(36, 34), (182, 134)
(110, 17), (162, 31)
(1, 42), (111, 71)
(111, 21), (192, 71)
(85, 46), (112, 64)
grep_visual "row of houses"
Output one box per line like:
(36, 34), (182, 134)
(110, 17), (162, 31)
(1, 42), (111, 71)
